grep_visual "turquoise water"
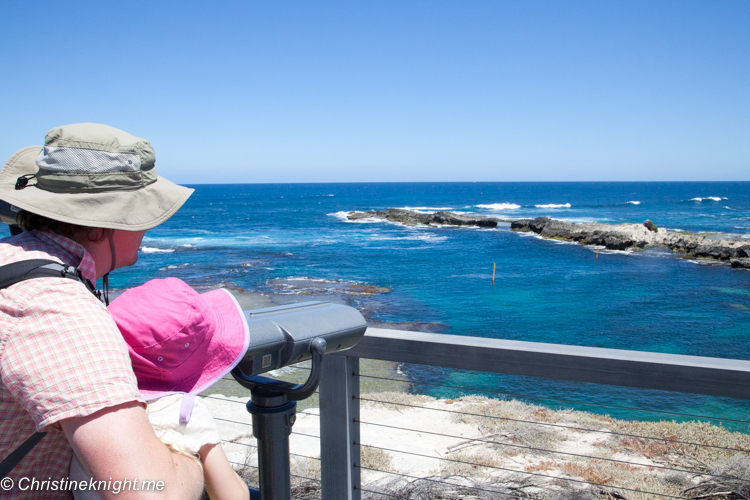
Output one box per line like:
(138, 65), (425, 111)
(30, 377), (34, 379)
(114, 182), (750, 426)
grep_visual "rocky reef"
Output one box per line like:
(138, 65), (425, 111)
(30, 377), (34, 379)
(347, 209), (750, 268)
(512, 217), (750, 267)
(348, 208), (499, 228)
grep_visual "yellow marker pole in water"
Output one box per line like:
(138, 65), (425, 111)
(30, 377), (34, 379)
(492, 263), (496, 285)
(596, 247), (599, 261)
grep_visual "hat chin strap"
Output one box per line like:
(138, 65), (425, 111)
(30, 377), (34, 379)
(101, 231), (116, 306)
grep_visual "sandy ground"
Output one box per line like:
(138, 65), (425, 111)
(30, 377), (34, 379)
(201, 394), (656, 495)
(200, 392), (750, 499)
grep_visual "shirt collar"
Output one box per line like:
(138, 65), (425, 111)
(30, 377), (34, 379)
(32, 230), (98, 283)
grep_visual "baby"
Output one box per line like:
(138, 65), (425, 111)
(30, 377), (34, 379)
(71, 277), (251, 500)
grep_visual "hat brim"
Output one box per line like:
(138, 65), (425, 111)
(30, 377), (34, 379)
(0, 146), (42, 188)
(0, 175), (193, 231)
(138, 288), (251, 399)
(0, 146), (42, 225)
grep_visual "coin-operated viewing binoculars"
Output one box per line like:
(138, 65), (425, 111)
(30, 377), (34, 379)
(232, 301), (368, 500)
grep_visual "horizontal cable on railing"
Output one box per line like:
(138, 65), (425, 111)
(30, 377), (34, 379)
(290, 430), (321, 440)
(214, 416), (253, 427)
(356, 465), (538, 500)
(223, 439), (319, 463)
(356, 372), (750, 424)
(222, 439), (257, 450)
(357, 418), (749, 483)
(355, 485), (413, 500)
(357, 395), (750, 454)
(355, 443), (685, 499)
(203, 394), (249, 404)
(203, 389), (319, 405)
(226, 460), (320, 484)
(227, 461), (321, 500)
(227, 460), (257, 469)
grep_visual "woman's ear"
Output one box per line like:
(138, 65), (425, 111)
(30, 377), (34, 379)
(81, 227), (113, 244)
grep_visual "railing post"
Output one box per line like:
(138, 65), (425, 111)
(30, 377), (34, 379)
(320, 355), (361, 500)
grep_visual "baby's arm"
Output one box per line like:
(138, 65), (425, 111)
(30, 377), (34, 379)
(200, 442), (250, 500)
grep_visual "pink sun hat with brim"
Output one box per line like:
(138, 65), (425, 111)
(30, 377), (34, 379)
(108, 277), (251, 401)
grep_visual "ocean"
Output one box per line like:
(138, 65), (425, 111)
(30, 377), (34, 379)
(114, 182), (750, 426)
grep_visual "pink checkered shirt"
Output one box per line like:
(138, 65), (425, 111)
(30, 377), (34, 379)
(0, 230), (142, 499)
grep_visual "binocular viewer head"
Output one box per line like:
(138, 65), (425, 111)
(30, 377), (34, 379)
(232, 301), (367, 378)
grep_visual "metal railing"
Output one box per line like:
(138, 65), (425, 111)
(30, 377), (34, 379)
(318, 327), (750, 500)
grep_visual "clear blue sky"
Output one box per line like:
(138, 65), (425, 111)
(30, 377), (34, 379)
(1, 1), (748, 183)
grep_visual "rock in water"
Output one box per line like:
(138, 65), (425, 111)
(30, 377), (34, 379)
(512, 216), (750, 265)
(348, 210), (748, 268)
(347, 209), (498, 228)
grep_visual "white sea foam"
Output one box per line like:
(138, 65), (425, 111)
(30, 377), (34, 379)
(627, 201), (641, 205)
(140, 247), (174, 253)
(397, 206), (453, 212)
(284, 277), (333, 282)
(517, 232), (545, 240)
(329, 211), (352, 221)
(368, 233), (448, 243)
(535, 203), (571, 209)
(476, 203), (521, 210)
(599, 249), (635, 256)
(161, 263), (190, 270)
(329, 211), (383, 224)
(690, 197), (727, 202)
(686, 259), (720, 266)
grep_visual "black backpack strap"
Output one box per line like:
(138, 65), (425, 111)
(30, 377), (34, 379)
(0, 259), (98, 477)
(0, 432), (47, 478)
(0, 259), (96, 295)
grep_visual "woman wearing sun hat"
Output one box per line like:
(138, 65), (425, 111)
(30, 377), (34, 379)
(0, 124), (203, 499)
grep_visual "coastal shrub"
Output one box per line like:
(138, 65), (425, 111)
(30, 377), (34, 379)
(560, 460), (683, 500)
(291, 455), (322, 481)
(547, 488), (596, 500)
(449, 396), (564, 450)
(362, 475), (524, 500)
(441, 449), (508, 477)
(289, 456), (323, 500)
(361, 445), (395, 472)
(609, 419), (750, 467)
(235, 451), (259, 488)
(682, 453), (750, 498)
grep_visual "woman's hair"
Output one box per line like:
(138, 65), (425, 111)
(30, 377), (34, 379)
(16, 210), (109, 243)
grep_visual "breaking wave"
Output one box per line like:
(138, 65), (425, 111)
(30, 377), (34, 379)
(535, 203), (571, 209)
(690, 197), (727, 202)
(140, 246), (175, 253)
(476, 203), (521, 210)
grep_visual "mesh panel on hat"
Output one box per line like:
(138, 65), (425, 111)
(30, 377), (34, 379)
(36, 146), (141, 173)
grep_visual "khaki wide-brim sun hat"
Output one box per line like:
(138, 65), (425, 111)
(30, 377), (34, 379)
(0, 146), (42, 225)
(0, 123), (193, 231)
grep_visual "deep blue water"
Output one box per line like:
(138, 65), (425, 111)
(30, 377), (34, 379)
(114, 182), (750, 427)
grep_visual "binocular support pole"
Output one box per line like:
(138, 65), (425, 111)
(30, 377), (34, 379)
(232, 338), (328, 500)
